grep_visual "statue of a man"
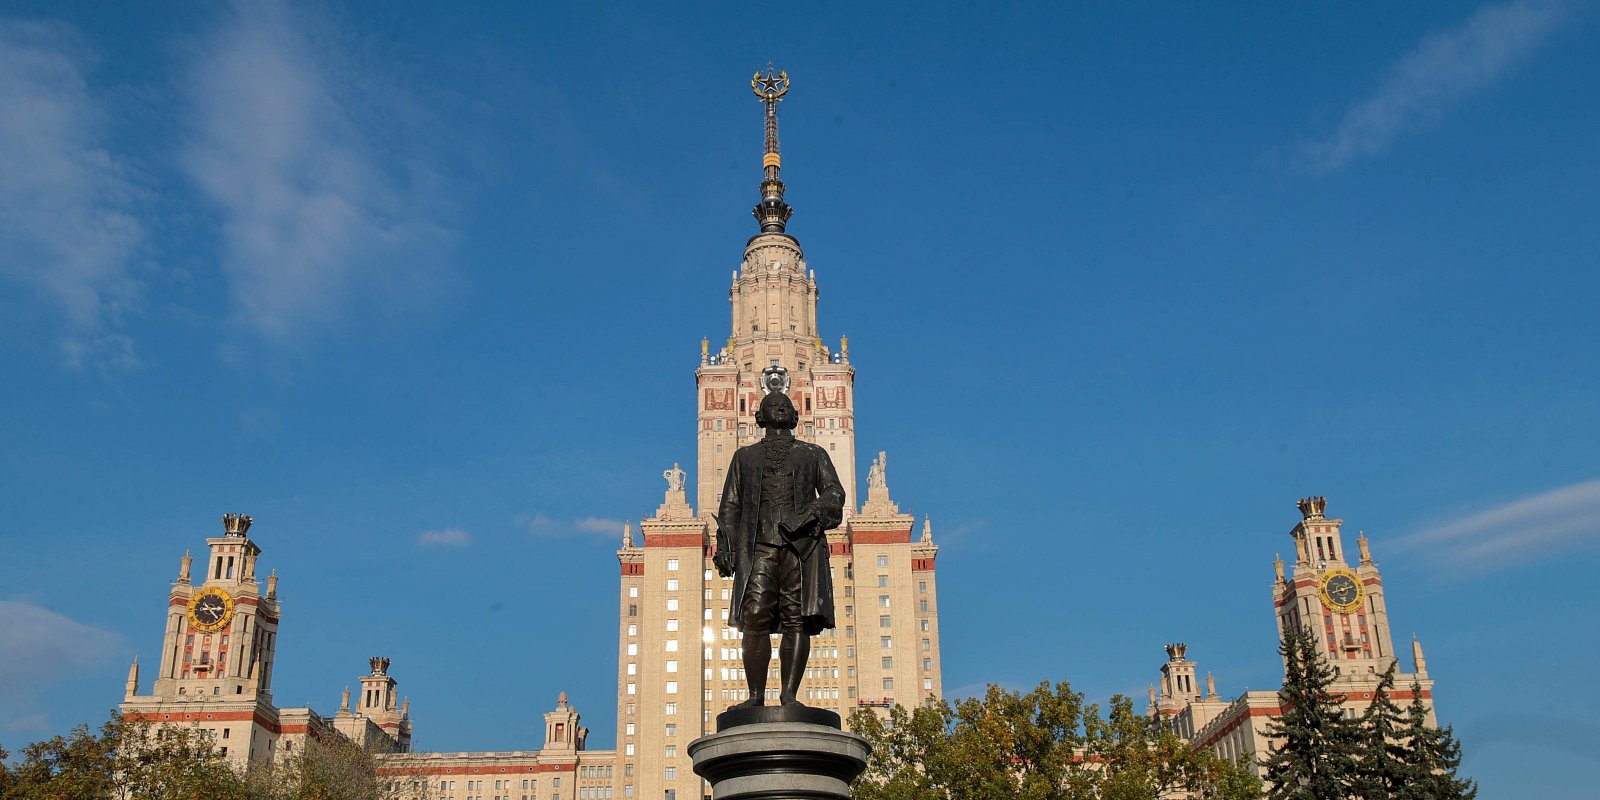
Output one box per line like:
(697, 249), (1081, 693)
(714, 391), (845, 708)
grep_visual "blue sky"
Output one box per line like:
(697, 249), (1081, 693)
(1, 0), (1597, 794)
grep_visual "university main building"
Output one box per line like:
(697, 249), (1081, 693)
(119, 70), (1434, 799)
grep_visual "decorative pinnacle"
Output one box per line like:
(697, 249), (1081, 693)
(751, 63), (793, 233)
(1296, 496), (1327, 520)
(222, 513), (253, 536)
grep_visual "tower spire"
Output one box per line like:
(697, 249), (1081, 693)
(752, 63), (793, 233)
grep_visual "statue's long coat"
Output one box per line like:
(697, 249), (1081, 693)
(717, 436), (846, 636)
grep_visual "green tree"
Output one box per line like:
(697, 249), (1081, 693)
(850, 700), (954, 800)
(849, 680), (1264, 800)
(240, 731), (426, 800)
(1350, 662), (1408, 800)
(1086, 695), (1259, 800)
(1397, 684), (1477, 800)
(2, 711), (243, 800)
(1261, 626), (1360, 800)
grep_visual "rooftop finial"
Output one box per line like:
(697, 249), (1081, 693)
(751, 63), (793, 233)
(1296, 496), (1327, 519)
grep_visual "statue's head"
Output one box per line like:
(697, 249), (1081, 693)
(755, 391), (797, 431)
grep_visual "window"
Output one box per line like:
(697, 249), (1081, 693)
(666, 599), (679, 611)
(667, 559), (679, 571)
(877, 555), (889, 568)
(923, 658), (931, 670)
(665, 702), (677, 715)
(665, 681), (678, 694)
(918, 581), (926, 593)
(883, 677), (894, 690)
(628, 643), (638, 656)
(665, 639), (678, 652)
(919, 599), (928, 612)
(920, 619), (930, 631)
(923, 677), (933, 691)
(664, 768), (676, 781)
(628, 624), (638, 637)
(667, 579), (679, 591)
(665, 723), (677, 736)
(664, 745), (677, 758)
(881, 636), (892, 648)
(665, 660), (678, 673)
(880, 615), (891, 628)
(922, 638), (931, 651)
(627, 663), (637, 675)
(882, 657), (893, 668)
(879, 595), (890, 608)
(627, 682), (636, 695)
(629, 587), (638, 598)
(625, 744), (635, 756)
(628, 604), (637, 616)
(626, 723), (636, 735)
(666, 619), (679, 632)
(877, 575), (888, 587)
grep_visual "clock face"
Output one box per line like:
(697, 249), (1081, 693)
(1319, 570), (1362, 613)
(187, 587), (234, 632)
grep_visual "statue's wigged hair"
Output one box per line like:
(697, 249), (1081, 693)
(755, 391), (798, 430)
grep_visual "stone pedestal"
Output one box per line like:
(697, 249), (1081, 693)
(690, 708), (870, 800)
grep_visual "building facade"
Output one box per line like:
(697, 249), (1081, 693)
(120, 514), (412, 770)
(614, 66), (943, 800)
(1150, 496), (1437, 772)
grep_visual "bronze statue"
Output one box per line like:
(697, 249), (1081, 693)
(714, 390), (845, 708)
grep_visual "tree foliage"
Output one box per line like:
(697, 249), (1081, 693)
(1261, 626), (1360, 800)
(0, 711), (242, 800)
(849, 680), (1263, 800)
(1396, 683), (1477, 800)
(0, 710), (420, 800)
(1260, 629), (1478, 800)
(1350, 662), (1408, 800)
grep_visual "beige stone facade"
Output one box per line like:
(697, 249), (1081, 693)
(120, 516), (412, 770)
(1151, 497), (1437, 775)
(612, 159), (944, 800)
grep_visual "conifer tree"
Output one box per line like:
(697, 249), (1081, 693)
(1261, 625), (1359, 799)
(1398, 683), (1477, 800)
(1350, 661), (1408, 800)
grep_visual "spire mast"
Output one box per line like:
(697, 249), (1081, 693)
(752, 63), (793, 233)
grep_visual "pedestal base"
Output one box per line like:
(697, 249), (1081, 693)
(716, 704), (842, 731)
(690, 722), (870, 800)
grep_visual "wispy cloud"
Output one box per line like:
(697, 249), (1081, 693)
(182, 1), (451, 344)
(1392, 477), (1600, 573)
(0, 600), (123, 733)
(522, 514), (628, 540)
(1297, 0), (1568, 172)
(417, 528), (471, 547)
(0, 21), (144, 370)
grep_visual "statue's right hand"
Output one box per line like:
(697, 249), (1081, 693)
(712, 550), (736, 577)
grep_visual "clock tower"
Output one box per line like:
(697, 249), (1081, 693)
(123, 514), (293, 766)
(148, 513), (280, 699)
(1273, 496), (1401, 687)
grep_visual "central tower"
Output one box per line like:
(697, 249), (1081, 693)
(617, 68), (942, 800)
(695, 65), (858, 516)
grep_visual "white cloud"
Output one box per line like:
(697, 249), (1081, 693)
(0, 600), (124, 732)
(1392, 476), (1600, 573)
(0, 21), (144, 369)
(417, 528), (471, 547)
(523, 514), (628, 539)
(1298, 0), (1568, 172)
(182, 1), (450, 343)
